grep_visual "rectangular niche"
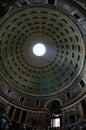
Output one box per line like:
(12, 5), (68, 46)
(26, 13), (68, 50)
(19, 96), (24, 103)
(80, 79), (85, 88)
(6, 89), (12, 96)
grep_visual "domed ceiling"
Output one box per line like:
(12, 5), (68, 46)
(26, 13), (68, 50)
(0, 6), (85, 97)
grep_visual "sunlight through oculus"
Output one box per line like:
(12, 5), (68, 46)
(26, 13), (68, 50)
(33, 43), (46, 56)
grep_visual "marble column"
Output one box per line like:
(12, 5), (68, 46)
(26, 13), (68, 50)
(11, 107), (16, 120)
(18, 110), (23, 123)
(25, 111), (29, 123)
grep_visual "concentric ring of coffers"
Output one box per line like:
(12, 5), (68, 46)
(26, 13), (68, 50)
(0, 6), (85, 96)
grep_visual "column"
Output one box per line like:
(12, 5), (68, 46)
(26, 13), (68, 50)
(79, 102), (84, 121)
(75, 111), (77, 122)
(6, 105), (11, 115)
(18, 110), (23, 123)
(25, 111), (29, 123)
(67, 111), (70, 124)
(61, 112), (64, 128)
(11, 107), (16, 120)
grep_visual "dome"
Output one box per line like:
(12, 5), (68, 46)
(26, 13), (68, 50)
(0, 0), (86, 112)
(0, 6), (85, 97)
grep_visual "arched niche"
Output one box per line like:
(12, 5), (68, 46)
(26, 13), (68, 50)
(45, 99), (62, 114)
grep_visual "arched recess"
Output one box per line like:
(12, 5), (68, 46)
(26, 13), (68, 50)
(45, 99), (62, 128)
(45, 99), (62, 114)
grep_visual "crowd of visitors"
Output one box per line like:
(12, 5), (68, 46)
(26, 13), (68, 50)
(0, 116), (36, 130)
(0, 114), (86, 130)
(0, 114), (38, 130)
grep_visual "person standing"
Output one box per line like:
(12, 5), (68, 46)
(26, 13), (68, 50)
(0, 115), (6, 130)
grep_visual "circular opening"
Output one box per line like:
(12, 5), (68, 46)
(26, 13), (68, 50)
(33, 43), (46, 56)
